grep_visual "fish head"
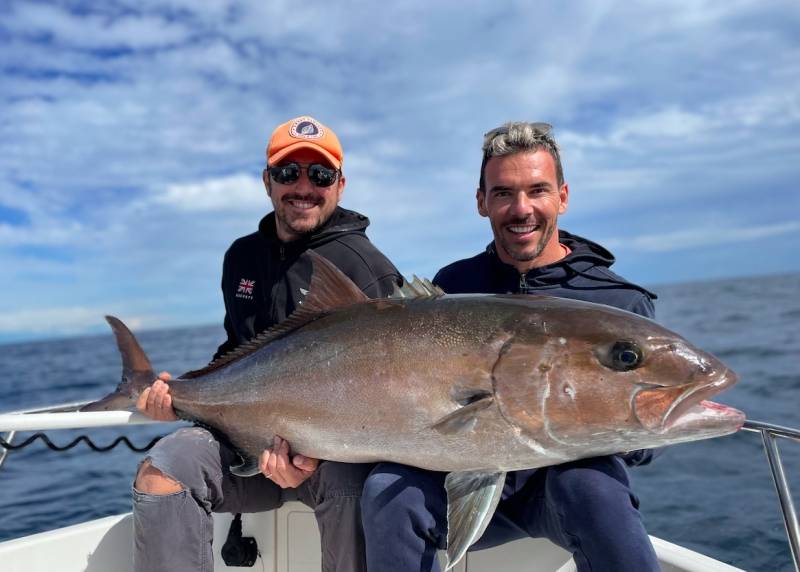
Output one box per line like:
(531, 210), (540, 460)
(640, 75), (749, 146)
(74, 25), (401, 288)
(492, 296), (745, 455)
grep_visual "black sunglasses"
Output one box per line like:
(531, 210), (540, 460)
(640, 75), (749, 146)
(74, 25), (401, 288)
(268, 162), (340, 187)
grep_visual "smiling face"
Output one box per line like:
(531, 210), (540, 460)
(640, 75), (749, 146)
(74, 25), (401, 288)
(263, 148), (345, 242)
(477, 150), (569, 272)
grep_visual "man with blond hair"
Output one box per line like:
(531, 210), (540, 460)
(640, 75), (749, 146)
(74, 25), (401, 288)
(361, 121), (660, 572)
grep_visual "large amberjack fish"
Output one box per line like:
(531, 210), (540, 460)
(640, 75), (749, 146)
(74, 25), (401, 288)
(83, 252), (745, 569)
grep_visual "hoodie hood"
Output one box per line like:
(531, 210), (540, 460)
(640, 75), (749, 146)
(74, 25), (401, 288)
(487, 229), (656, 299)
(258, 207), (371, 250)
(559, 229), (616, 267)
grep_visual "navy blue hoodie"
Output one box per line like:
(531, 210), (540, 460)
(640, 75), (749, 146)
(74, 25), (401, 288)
(434, 229), (656, 317)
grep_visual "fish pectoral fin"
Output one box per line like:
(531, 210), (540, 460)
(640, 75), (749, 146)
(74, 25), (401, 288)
(431, 396), (494, 435)
(444, 470), (506, 570)
(229, 455), (261, 478)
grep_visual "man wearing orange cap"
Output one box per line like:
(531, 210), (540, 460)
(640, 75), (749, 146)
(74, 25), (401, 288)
(132, 116), (401, 572)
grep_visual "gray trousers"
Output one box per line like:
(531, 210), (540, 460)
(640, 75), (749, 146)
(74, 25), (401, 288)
(133, 427), (373, 572)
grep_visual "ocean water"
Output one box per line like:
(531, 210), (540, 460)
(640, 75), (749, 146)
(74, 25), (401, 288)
(1, 272), (798, 570)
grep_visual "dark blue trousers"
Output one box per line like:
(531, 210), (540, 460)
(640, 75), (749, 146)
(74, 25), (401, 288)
(361, 455), (660, 572)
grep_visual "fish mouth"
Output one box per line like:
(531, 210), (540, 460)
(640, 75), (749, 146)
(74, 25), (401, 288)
(634, 368), (745, 434)
(664, 399), (746, 434)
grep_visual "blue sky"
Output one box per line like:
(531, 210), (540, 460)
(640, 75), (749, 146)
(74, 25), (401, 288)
(1, 0), (798, 343)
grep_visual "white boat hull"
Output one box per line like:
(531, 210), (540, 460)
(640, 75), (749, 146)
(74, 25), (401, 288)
(0, 502), (743, 572)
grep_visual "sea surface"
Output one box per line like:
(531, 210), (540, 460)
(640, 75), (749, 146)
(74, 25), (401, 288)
(1, 272), (799, 570)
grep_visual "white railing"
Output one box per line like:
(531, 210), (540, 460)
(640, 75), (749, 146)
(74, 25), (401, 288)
(0, 402), (160, 470)
(741, 420), (800, 571)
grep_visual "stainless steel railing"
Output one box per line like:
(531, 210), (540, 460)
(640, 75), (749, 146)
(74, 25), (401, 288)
(742, 420), (800, 571)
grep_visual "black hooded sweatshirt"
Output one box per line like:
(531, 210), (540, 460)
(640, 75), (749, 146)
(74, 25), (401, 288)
(214, 207), (401, 359)
(433, 229), (658, 466)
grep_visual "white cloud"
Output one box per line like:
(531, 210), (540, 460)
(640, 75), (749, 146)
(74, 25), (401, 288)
(153, 174), (265, 212)
(6, 3), (192, 50)
(0, 219), (86, 247)
(610, 108), (710, 143)
(605, 221), (800, 253)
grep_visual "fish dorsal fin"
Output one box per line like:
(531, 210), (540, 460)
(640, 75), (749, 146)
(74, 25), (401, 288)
(301, 250), (370, 312)
(444, 470), (506, 570)
(181, 251), (369, 379)
(391, 275), (445, 299)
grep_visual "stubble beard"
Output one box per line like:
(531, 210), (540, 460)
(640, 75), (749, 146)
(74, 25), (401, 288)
(272, 190), (333, 240)
(495, 218), (556, 263)
(275, 207), (323, 238)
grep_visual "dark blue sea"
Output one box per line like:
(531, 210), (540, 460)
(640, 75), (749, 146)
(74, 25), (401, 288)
(1, 272), (798, 571)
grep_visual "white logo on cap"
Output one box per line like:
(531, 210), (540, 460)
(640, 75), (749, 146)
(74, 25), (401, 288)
(289, 116), (325, 139)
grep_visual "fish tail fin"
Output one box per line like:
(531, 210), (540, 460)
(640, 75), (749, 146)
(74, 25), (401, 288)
(80, 316), (155, 412)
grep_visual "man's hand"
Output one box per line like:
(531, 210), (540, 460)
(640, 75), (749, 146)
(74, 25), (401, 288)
(259, 436), (319, 489)
(136, 372), (179, 422)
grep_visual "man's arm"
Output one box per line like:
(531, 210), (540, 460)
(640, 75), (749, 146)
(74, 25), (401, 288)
(213, 250), (239, 361)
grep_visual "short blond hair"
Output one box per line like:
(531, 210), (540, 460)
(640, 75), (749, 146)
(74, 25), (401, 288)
(479, 122), (564, 190)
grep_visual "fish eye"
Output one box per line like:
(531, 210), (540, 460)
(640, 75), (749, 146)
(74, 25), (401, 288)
(607, 341), (643, 371)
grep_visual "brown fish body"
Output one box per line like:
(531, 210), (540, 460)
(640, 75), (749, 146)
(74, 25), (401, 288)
(161, 293), (742, 472)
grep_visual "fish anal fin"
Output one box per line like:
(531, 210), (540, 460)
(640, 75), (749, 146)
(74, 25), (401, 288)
(432, 396), (494, 435)
(229, 455), (261, 478)
(444, 470), (506, 570)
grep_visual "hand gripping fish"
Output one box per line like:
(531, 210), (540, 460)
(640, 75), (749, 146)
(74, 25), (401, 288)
(83, 251), (745, 569)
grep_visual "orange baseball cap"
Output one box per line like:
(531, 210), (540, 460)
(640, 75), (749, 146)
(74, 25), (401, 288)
(266, 116), (343, 169)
